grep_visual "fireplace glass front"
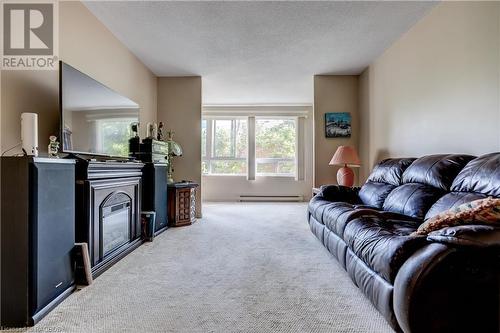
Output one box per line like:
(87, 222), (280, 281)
(101, 193), (131, 257)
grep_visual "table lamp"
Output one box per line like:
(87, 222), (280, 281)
(329, 146), (361, 187)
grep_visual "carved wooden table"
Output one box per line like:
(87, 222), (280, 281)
(167, 182), (199, 227)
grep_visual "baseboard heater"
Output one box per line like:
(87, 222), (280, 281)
(239, 195), (304, 202)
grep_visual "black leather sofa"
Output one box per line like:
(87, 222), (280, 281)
(307, 153), (500, 333)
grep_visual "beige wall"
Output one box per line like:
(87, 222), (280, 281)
(359, 1), (500, 181)
(1, 70), (59, 153)
(313, 75), (359, 187)
(157, 77), (202, 216)
(1, 1), (157, 153)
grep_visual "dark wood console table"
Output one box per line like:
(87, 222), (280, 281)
(167, 182), (199, 227)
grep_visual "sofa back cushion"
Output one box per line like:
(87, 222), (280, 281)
(425, 192), (487, 219)
(402, 154), (475, 190)
(451, 152), (500, 197)
(382, 154), (474, 220)
(359, 158), (415, 208)
(425, 153), (500, 219)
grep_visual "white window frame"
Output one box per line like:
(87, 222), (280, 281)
(203, 117), (248, 176)
(202, 105), (309, 180)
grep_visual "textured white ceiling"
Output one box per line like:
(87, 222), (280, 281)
(84, 1), (436, 104)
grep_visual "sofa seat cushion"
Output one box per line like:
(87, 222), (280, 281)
(343, 217), (427, 283)
(309, 197), (382, 237)
(308, 197), (363, 225)
(308, 196), (334, 224)
(323, 204), (380, 238)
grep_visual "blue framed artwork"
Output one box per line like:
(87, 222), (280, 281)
(325, 112), (351, 138)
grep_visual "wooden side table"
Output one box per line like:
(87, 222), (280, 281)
(167, 182), (199, 227)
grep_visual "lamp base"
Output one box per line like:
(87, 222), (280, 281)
(337, 166), (354, 187)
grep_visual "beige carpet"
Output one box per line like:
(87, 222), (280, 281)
(15, 203), (392, 333)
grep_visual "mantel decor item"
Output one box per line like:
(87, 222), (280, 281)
(329, 145), (360, 187)
(21, 113), (39, 156)
(130, 122), (140, 138)
(48, 135), (60, 158)
(325, 112), (351, 138)
(166, 131), (183, 183)
(157, 122), (164, 141)
(146, 122), (158, 139)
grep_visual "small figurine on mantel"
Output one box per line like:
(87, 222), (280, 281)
(129, 122), (141, 156)
(48, 135), (60, 158)
(157, 121), (164, 141)
(130, 122), (140, 138)
(146, 122), (157, 139)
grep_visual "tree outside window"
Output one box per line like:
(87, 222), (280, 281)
(202, 117), (297, 177)
(203, 119), (247, 175)
(255, 118), (296, 176)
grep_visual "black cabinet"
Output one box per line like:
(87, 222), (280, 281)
(142, 163), (168, 235)
(1, 157), (76, 327)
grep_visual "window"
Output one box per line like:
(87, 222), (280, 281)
(202, 115), (300, 177)
(202, 118), (247, 175)
(255, 118), (296, 177)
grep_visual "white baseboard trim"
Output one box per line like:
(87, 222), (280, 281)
(238, 195), (304, 202)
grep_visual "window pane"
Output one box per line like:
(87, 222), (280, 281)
(210, 160), (246, 175)
(255, 119), (296, 176)
(257, 160), (295, 174)
(202, 118), (247, 176)
(202, 160), (208, 175)
(213, 120), (233, 157)
(235, 120), (247, 159)
(201, 119), (207, 158)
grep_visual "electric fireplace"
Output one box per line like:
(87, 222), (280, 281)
(75, 159), (143, 278)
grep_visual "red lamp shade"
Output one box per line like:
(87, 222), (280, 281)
(329, 146), (361, 167)
(329, 146), (361, 187)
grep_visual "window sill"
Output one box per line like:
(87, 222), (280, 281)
(202, 174), (247, 177)
(202, 174), (299, 180)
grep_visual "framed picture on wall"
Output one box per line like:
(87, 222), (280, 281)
(325, 112), (351, 138)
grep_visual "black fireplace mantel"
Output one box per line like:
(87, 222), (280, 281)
(75, 157), (144, 180)
(74, 157), (144, 278)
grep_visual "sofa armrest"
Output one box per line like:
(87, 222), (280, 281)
(427, 225), (500, 248)
(394, 243), (500, 333)
(318, 185), (361, 204)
